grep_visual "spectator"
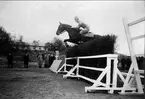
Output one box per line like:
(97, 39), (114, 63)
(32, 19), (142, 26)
(137, 57), (144, 69)
(42, 52), (46, 67)
(121, 58), (126, 70)
(117, 58), (122, 69)
(49, 54), (55, 67)
(42, 53), (45, 61)
(24, 52), (29, 68)
(37, 53), (43, 68)
(52, 54), (55, 61)
(126, 58), (131, 70)
(7, 52), (13, 68)
(44, 53), (50, 68)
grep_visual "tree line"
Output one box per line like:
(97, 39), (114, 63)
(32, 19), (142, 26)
(0, 26), (66, 56)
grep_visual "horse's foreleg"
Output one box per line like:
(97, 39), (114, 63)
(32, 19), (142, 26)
(65, 42), (69, 47)
(64, 40), (69, 47)
(64, 39), (80, 46)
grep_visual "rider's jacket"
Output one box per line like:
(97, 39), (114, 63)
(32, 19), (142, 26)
(78, 21), (90, 30)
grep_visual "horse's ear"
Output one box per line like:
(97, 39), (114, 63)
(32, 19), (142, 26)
(59, 22), (62, 25)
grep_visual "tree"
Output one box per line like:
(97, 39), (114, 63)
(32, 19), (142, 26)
(45, 37), (66, 53)
(32, 40), (39, 50)
(0, 26), (31, 55)
(0, 26), (13, 55)
(45, 42), (54, 51)
(19, 35), (23, 42)
(52, 37), (66, 51)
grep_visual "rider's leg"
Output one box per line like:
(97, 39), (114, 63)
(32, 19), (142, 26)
(80, 28), (89, 35)
(80, 28), (95, 37)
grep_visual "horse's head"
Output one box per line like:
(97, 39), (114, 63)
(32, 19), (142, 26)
(56, 22), (71, 35)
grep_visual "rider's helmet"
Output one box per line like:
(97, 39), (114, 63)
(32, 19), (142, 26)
(74, 16), (79, 22)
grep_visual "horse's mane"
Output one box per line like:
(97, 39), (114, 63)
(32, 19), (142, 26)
(61, 23), (72, 28)
(61, 23), (81, 32)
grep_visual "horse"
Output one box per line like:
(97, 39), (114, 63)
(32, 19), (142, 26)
(56, 22), (98, 46)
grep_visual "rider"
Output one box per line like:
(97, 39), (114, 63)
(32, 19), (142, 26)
(73, 16), (90, 36)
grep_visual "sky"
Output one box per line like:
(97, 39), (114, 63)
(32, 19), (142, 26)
(0, 1), (144, 55)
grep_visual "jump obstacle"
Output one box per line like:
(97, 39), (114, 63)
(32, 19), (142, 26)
(49, 60), (62, 73)
(57, 54), (144, 94)
(56, 17), (145, 95)
(121, 16), (145, 94)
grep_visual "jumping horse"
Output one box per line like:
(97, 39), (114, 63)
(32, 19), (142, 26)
(56, 22), (99, 46)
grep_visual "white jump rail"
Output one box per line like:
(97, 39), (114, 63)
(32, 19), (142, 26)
(57, 54), (113, 93)
(57, 54), (144, 94)
(57, 57), (77, 73)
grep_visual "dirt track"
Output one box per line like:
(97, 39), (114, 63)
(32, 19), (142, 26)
(0, 68), (143, 99)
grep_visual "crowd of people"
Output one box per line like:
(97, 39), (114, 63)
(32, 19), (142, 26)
(37, 52), (55, 68)
(6, 52), (144, 70)
(118, 58), (131, 70)
(118, 56), (144, 70)
(6, 52), (56, 68)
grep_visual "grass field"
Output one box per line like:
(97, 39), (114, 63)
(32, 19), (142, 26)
(0, 68), (144, 99)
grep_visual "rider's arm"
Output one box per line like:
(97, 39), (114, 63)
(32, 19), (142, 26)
(72, 23), (81, 29)
(76, 24), (81, 28)
(71, 26), (79, 29)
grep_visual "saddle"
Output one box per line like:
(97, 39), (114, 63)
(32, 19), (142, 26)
(83, 32), (94, 38)
(71, 27), (94, 37)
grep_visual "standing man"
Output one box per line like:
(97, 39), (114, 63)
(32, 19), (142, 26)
(49, 54), (55, 67)
(37, 53), (43, 68)
(121, 58), (126, 70)
(44, 53), (50, 68)
(7, 52), (13, 68)
(24, 52), (29, 68)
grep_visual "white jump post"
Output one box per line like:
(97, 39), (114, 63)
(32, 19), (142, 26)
(55, 51), (59, 60)
(120, 16), (145, 95)
(57, 57), (77, 73)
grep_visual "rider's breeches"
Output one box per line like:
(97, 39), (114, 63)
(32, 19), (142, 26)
(80, 28), (89, 34)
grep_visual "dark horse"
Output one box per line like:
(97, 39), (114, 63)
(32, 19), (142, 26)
(56, 22), (99, 46)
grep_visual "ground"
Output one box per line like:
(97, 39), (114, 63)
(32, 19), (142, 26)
(0, 67), (144, 99)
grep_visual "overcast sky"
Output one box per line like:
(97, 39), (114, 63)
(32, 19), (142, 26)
(0, 1), (144, 55)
